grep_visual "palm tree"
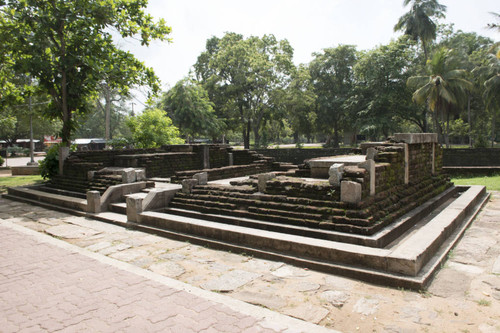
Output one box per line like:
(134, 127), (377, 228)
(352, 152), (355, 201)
(407, 48), (473, 146)
(394, 0), (447, 62)
(472, 46), (500, 147)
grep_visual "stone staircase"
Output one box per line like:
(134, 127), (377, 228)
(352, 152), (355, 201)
(163, 175), (452, 236)
(47, 171), (123, 195)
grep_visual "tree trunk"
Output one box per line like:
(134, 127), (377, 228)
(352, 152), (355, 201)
(491, 112), (496, 148)
(445, 112), (450, 148)
(243, 121), (251, 149)
(423, 109), (428, 133)
(253, 126), (260, 148)
(293, 131), (299, 144)
(467, 95), (472, 147)
(61, 68), (71, 146)
(332, 119), (340, 148)
(104, 84), (111, 148)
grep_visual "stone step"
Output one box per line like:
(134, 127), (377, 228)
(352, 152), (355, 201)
(108, 202), (127, 214)
(187, 188), (342, 209)
(174, 192), (335, 218)
(168, 201), (322, 229)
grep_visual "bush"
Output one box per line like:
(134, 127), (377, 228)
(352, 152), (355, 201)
(38, 145), (60, 180)
(0, 155), (4, 167)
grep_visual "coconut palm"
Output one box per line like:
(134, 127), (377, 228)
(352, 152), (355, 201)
(472, 46), (500, 146)
(394, 0), (447, 61)
(407, 48), (474, 146)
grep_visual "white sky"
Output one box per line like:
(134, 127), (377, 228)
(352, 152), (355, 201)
(122, 0), (499, 110)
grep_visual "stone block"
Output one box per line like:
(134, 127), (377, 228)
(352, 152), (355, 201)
(366, 147), (377, 160)
(182, 178), (198, 194)
(135, 169), (146, 181)
(394, 133), (438, 144)
(328, 163), (344, 186)
(340, 181), (362, 204)
(86, 191), (101, 214)
(228, 152), (234, 166)
(87, 171), (95, 180)
(126, 194), (144, 223)
(258, 173), (275, 192)
(193, 172), (208, 185)
(121, 168), (136, 183)
(359, 159), (376, 195)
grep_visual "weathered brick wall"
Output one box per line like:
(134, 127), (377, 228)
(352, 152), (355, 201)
(408, 143), (434, 183)
(209, 146), (230, 168)
(442, 148), (500, 166)
(173, 162), (272, 182)
(254, 148), (357, 164)
(374, 146), (406, 193)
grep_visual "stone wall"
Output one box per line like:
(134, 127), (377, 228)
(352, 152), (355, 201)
(442, 148), (500, 166)
(254, 148), (357, 164)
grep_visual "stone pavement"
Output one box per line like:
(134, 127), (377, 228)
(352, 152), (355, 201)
(0, 216), (334, 332)
(0, 192), (499, 332)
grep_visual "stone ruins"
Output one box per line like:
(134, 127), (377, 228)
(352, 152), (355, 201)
(6, 133), (488, 289)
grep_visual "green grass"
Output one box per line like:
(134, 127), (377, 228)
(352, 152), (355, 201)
(451, 174), (500, 191)
(0, 175), (44, 194)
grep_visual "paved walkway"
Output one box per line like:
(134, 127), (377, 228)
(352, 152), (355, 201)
(0, 192), (499, 332)
(0, 218), (333, 332)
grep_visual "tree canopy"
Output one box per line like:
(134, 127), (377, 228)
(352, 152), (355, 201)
(0, 0), (171, 145)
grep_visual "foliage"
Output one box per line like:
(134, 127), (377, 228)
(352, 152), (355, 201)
(394, 0), (447, 60)
(354, 37), (423, 138)
(0, 0), (172, 145)
(0, 155), (4, 166)
(108, 137), (133, 150)
(407, 48), (474, 145)
(159, 78), (222, 142)
(38, 144), (61, 180)
(0, 115), (16, 141)
(282, 64), (317, 143)
(0, 175), (43, 193)
(310, 45), (358, 147)
(126, 108), (183, 148)
(194, 32), (294, 148)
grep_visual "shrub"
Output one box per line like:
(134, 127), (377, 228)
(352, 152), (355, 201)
(0, 155), (4, 167)
(38, 145), (60, 180)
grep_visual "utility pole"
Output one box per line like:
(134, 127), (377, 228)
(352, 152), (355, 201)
(27, 76), (37, 166)
(130, 102), (136, 117)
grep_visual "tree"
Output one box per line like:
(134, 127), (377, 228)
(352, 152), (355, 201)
(282, 64), (317, 144)
(407, 48), (474, 146)
(487, 12), (500, 32)
(354, 37), (424, 138)
(159, 78), (222, 142)
(0, 0), (171, 146)
(126, 108), (183, 148)
(310, 45), (358, 148)
(394, 0), (446, 62)
(194, 33), (294, 148)
(74, 92), (132, 140)
(473, 45), (500, 146)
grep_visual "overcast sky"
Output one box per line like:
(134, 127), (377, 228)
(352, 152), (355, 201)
(121, 0), (499, 110)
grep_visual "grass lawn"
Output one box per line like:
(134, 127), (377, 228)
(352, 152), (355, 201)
(451, 174), (500, 191)
(0, 175), (44, 194)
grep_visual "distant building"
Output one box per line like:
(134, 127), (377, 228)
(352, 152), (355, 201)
(73, 138), (106, 151)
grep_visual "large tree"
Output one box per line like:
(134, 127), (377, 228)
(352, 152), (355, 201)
(194, 33), (294, 148)
(0, 0), (171, 145)
(354, 37), (424, 139)
(473, 45), (500, 146)
(159, 78), (222, 142)
(310, 45), (358, 148)
(394, 0), (446, 62)
(407, 48), (474, 146)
